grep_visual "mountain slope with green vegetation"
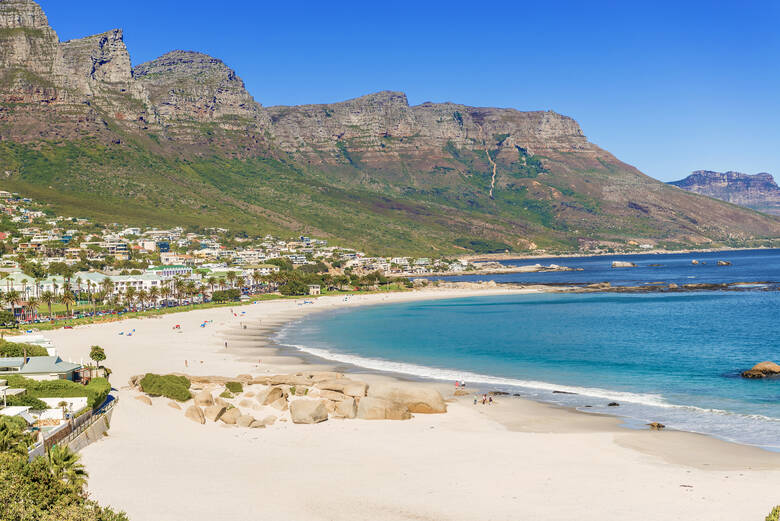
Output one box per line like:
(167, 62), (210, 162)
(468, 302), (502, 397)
(1, 0), (779, 255)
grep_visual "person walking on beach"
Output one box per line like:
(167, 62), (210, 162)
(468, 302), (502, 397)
(482, 394), (487, 405)
(473, 396), (477, 405)
(488, 396), (493, 405)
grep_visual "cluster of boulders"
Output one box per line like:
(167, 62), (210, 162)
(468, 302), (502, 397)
(130, 371), (447, 428)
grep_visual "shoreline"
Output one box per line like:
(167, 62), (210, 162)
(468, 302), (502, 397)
(461, 245), (780, 262)
(43, 286), (780, 521)
(244, 290), (780, 460)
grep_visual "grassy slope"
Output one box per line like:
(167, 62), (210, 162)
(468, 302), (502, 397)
(0, 137), (777, 255)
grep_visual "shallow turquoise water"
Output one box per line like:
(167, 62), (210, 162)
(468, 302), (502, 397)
(278, 291), (780, 450)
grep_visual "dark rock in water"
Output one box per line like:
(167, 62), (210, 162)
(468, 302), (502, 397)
(648, 264), (663, 267)
(513, 393), (522, 397)
(647, 422), (666, 430)
(584, 405), (592, 408)
(489, 391), (510, 396)
(717, 260), (732, 266)
(741, 361), (780, 379)
(552, 390), (577, 395)
(607, 402), (620, 407)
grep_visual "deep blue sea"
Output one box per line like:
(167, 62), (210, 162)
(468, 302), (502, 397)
(277, 249), (780, 450)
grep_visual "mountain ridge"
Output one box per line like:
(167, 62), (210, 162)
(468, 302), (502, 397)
(669, 171), (780, 216)
(1, 0), (779, 254)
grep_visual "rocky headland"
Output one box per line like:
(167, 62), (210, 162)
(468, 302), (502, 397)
(669, 170), (780, 216)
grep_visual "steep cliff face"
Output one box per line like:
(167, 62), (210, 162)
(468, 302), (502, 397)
(0, 0), (778, 254)
(0, 0), (68, 103)
(669, 171), (780, 216)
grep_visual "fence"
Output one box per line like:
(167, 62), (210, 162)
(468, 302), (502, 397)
(57, 397), (118, 449)
(27, 395), (118, 458)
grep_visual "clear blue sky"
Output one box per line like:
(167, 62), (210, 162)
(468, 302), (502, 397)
(40, 0), (780, 182)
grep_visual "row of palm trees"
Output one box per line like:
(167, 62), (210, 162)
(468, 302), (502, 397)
(0, 266), (362, 322)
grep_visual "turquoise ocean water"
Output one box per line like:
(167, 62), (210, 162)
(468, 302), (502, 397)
(277, 253), (780, 450)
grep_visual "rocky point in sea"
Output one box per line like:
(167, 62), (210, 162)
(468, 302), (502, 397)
(741, 361), (780, 379)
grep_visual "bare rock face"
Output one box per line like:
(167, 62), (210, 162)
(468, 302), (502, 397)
(669, 171), (780, 216)
(267, 91), (593, 170)
(366, 384), (447, 414)
(0, 0), (69, 102)
(333, 397), (357, 419)
(134, 395), (152, 406)
(357, 396), (411, 420)
(742, 361), (780, 379)
(204, 404), (227, 422)
(185, 405), (206, 424)
(289, 399), (329, 424)
(193, 390), (214, 407)
(133, 50), (267, 128)
(220, 407), (241, 425)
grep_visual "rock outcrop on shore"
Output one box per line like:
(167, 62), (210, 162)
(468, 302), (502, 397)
(741, 361), (780, 379)
(130, 372), (447, 429)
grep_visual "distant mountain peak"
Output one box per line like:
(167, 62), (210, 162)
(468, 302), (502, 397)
(669, 170), (780, 216)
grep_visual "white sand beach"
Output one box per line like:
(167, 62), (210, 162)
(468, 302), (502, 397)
(46, 288), (780, 521)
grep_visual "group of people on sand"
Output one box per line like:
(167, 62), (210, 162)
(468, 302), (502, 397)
(475, 394), (493, 405)
(474, 394), (493, 405)
(455, 380), (493, 405)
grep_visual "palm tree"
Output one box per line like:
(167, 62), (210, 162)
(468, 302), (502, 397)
(59, 290), (76, 318)
(3, 289), (21, 317)
(137, 289), (149, 310)
(40, 291), (56, 320)
(124, 286), (137, 310)
(251, 270), (262, 293)
(0, 422), (31, 456)
(160, 287), (171, 307)
(185, 280), (197, 305)
(206, 276), (218, 295)
(47, 445), (89, 491)
(100, 277), (114, 297)
(23, 297), (39, 322)
(226, 271), (237, 289)
(148, 286), (160, 307)
(34, 276), (44, 298)
(173, 278), (185, 306)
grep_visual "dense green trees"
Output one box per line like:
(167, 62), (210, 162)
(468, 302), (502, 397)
(0, 451), (128, 521)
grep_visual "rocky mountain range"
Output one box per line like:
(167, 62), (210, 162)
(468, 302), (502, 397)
(669, 171), (780, 216)
(1, 0), (779, 254)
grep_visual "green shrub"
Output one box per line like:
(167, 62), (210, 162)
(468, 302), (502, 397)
(7, 394), (48, 409)
(139, 373), (191, 402)
(219, 390), (233, 399)
(211, 289), (241, 302)
(84, 378), (111, 409)
(767, 506), (780, 521)
(225, 381), (243, 394)
(4, 375), (108, 409)
(0, 340), (48, 357)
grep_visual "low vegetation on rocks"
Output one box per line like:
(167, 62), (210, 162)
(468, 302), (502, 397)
(768, 506), (780, 521)
(139, 373), (191, 402)
(225, 381), (243, 394)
